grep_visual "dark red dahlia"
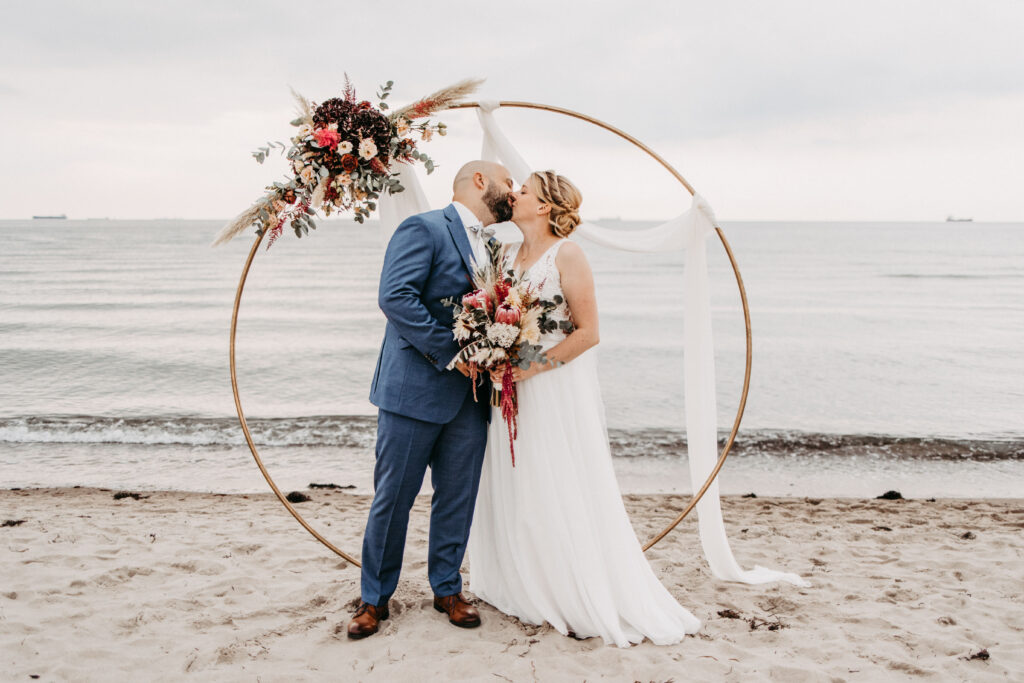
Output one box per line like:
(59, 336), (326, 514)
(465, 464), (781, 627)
(350, 108), (393, 164)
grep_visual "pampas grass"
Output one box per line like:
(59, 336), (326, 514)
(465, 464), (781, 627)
(390, 77), (485, 120)
(291, 87), (313, 126)
(210, 195), (273, 247)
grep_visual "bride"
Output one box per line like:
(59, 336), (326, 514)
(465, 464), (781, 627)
(467, 171), (701, 647)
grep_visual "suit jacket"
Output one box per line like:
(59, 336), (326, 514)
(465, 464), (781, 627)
(369, 204), (485, 423)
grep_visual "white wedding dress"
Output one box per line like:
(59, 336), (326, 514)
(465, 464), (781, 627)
(467, 239), (701, 647)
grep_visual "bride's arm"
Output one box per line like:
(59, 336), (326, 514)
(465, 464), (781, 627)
(512, 241), (599, 381)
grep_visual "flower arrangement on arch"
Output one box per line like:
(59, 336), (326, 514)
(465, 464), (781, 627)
(213, 76), (483, 248)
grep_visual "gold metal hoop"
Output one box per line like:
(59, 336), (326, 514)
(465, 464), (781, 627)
(228, 100), (752, 565)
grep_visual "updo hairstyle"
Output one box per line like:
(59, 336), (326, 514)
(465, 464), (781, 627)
(530, 170), (582, 237)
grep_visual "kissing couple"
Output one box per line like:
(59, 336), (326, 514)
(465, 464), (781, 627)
(349, 160), (701, 647)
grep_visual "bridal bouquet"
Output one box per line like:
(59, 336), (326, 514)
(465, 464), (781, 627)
(213, 76), (482, 248)
(445, 254), (561, 466)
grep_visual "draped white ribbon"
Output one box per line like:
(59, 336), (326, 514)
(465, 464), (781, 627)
(379, 104), (808, 587)
(377, 162), (430, 249)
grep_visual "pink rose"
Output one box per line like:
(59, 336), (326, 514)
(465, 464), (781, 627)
(495, 304), (520, 325)
(313, 127), (342, 151)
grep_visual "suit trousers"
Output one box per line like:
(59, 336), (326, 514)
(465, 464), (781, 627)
(360, 388), (488, 605)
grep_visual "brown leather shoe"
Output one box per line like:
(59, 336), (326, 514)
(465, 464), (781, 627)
(433, 592), (481, 628)
(346, 601), (389, 639)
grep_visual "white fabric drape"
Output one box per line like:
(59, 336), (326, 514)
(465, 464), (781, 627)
(377, 162), (430, 249)
(378, 103), (808, 587)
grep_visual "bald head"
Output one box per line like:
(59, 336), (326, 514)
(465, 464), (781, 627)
(451, 160), (515, 226)
(452, 160), (511, 193)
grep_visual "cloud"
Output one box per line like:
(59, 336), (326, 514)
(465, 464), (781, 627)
(2, 0), (1023, 219)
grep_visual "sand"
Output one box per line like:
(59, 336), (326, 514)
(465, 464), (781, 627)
(1, 487), (1021, 681)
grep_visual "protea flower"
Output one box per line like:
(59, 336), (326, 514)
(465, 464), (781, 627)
(495, 304), (521, 325)
(462, 289), (492, 312)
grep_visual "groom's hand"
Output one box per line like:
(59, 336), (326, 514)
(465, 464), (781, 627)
(454, 360), (471, 377)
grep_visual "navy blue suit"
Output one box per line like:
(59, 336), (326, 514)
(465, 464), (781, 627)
(362, 203), (489, 605)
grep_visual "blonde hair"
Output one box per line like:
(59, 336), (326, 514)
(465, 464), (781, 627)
(530, 170), (582, 237)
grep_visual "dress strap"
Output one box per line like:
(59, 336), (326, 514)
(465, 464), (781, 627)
(546, 238), (568, 260)
(537, 239), (568, 271)
(533, 239), (567, 267)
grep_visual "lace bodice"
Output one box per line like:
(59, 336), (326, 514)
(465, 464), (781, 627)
(504, 240), (573, 350)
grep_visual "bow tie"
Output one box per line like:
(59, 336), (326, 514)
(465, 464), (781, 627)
(468, 224), (496, 240)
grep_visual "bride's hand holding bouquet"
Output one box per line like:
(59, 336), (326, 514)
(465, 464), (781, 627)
(489, 361), (547, 384)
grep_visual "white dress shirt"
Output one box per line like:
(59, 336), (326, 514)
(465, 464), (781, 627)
(447, 201), (489, 371)
(451, 201), (488, 267)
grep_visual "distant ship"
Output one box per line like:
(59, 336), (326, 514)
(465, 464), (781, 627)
(32, 214), (67, 220)
(946, 215), (973, 222)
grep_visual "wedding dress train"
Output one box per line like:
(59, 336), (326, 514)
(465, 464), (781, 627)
(467, 240), (701, 647)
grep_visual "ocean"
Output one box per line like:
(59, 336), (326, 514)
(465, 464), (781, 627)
(1, 219), (1021, 497)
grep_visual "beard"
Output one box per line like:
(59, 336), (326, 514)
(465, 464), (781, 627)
(482, 182), (513, 223)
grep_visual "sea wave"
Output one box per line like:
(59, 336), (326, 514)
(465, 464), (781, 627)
(610, 428), (1024, 461)
(1, 415), (1021, 461)
(0, 415), (377, 448)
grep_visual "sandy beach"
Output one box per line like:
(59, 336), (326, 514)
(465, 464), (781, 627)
(1, 487), (1021, 681)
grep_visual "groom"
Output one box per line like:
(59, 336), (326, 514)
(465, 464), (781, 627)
(347, 160), (515, 639)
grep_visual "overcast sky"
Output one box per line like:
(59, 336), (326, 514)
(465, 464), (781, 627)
(2, 1), (1022, 221)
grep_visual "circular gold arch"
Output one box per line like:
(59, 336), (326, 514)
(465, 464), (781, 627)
(229, 100), (753, 567)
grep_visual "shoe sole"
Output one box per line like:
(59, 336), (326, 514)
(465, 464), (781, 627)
(347, 610), (389, 639)
(347, 628), (377, 640)
(433, 603), (481, 628)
